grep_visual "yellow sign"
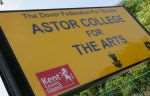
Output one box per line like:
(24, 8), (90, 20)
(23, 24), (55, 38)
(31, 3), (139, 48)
(0, 6), (150, 96)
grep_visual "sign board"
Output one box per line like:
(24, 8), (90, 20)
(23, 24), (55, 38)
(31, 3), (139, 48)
(0, 6), (150, 96)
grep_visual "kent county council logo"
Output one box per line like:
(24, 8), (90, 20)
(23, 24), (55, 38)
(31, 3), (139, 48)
(36, 64), (79, 96)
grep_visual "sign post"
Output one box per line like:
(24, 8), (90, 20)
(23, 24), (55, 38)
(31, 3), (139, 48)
(0, 6), (150, 96)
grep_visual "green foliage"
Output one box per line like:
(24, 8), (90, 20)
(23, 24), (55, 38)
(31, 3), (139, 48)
(123, 0), (143, 14)
(123, 0), (150, 31)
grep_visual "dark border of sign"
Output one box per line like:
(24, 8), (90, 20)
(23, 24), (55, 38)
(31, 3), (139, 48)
(0, 6), (150, 96)
(0, 71), (14, 96)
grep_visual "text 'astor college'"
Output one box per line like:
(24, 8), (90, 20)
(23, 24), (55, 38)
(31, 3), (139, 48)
(32, 15), (125, 34)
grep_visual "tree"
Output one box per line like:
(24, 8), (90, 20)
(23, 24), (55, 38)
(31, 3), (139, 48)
(123, 0), (150, 31)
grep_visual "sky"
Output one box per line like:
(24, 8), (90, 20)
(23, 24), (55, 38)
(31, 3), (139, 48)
(0, 0), (122, 10)
(0, 76), (9, 96)
(0, 0), (122, 96)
